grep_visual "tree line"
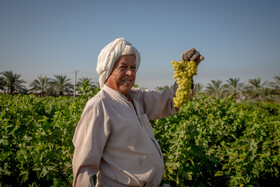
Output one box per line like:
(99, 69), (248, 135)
(0, 70), (279, 102)
(0, 71), (99, 97)
(154, 76), (280, 103)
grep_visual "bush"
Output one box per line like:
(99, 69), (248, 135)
(153, 95), (280, 186)
(0, 94), (279, 186)
(0, 94), (87, 186)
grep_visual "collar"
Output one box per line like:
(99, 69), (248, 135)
(103, 84), (132, 102)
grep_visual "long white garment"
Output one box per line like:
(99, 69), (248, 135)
(72, 84), (178, 187)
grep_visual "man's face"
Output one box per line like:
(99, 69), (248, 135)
(105, 55), (136, 96)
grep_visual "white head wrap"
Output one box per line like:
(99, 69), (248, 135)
(96, 37), (141, 88)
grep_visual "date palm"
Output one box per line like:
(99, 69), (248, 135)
(50, 75), (72, 96)
(0, 77), (4, 91)
(247, 78), (267, 100)
(224, 78), (243, 101)
(155, 85), (171, 91)
(77, 77), (99, 97)
(272, 75), (280, 88)
(29, 75), (51, 96)
(205, 80), (225, 99)
(0, 70), (26, 94)
(258, 87), (273, 102)
(269, 75), (280, 95)
(194, 82), (204, 97)
(77, 77), (99, 89)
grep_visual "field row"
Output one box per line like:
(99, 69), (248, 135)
(0, 94), (279, 186)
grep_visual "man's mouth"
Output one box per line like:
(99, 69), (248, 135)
(122, 78), (133, 84)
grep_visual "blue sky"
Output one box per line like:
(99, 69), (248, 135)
(0, 0), (279, 90)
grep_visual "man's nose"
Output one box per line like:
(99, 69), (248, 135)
(125, 68), (135, 76)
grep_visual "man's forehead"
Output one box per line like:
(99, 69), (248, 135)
(116, 56), (136, 64)
(119, 62), (136, 65)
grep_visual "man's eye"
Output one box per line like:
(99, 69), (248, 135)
(120, 65), (126, 69)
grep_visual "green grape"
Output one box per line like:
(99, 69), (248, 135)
(171, 60), (198, 108)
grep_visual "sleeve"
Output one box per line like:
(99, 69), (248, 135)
(140, 82), (179, 120)
(72, 102), (110, 187)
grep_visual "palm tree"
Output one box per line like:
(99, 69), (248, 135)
(78, 79), (100, 98)
(77, 77), (99, 89)
(29, 75), (51, 96)
(258, 87), (273, 102)
(155, 85), (171, 91)
(50, 75), (72, 96)
(194, 82), (204, 97)
(0, 77), (4, 92)
(269, 75), (280, 94)
(0, 70), (26, 94)
(205, 80), (225, 99)
(267, 75), (280, 102)
(247, 78), (267, 100)
(223, 78), (244, 101)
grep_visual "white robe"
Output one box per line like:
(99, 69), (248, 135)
(72, 84), (178, 187)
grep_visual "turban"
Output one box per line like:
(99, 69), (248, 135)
(96, 37), (141, 88)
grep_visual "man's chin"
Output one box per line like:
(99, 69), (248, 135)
(120, 85), (133, 94)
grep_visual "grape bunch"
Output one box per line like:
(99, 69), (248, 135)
(171, 60), (197, 108)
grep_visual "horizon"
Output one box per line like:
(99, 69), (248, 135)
(1, 69), (278, 92)
(1, 0), (280, 90)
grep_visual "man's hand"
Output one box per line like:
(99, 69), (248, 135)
(182, 48), (204, 66)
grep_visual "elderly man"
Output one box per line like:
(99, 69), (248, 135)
(72, 38), (204, 186)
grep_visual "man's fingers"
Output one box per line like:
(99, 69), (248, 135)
(199, 55), (204, 61)
(190, 51), (200, 61)
(195, 55), (205, 65)
(183, 48), (196, 61)
(182, 48), (204, 65)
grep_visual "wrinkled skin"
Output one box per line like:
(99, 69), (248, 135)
(105, 55), (136, 97)
(182, 48), (204, 66)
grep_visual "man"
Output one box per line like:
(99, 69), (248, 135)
(72, 37), (204, 186)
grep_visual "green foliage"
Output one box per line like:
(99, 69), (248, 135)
(0, 94), (279, 186)
(0, 94), (87, 186)
(0, 71), (27, 94)
(153, 95), (280, 186)
(77, 79), (99, 100)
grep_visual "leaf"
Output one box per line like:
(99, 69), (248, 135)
(214, 171), (224, 177)
(183, 171), (193, 181)
(40, 166), (48, 178)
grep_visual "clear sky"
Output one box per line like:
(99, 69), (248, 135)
(1, 0), (280, 90)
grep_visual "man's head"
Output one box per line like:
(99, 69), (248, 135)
(96, 38), (141, 90)
(105, 55), (136, 96)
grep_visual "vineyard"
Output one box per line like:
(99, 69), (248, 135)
(0, 94), (279, 186)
